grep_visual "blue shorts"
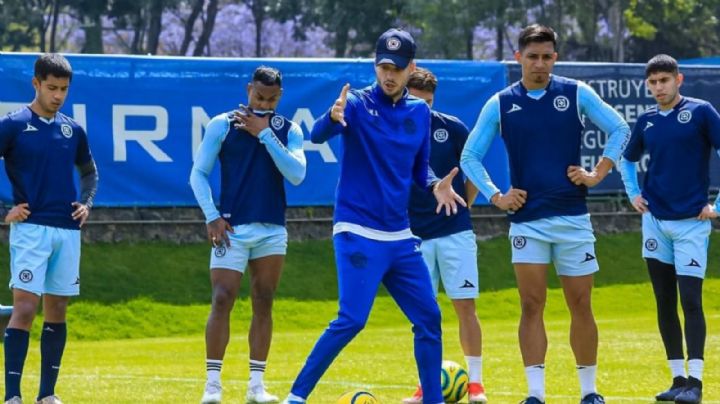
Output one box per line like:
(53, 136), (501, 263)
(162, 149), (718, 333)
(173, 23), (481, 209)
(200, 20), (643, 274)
(509, 214), (598, 277)
(210, 223), (287, 273)
(420, 230), (479, 299)
(642, 213), (711, 279)
(9, 222), (81, 296)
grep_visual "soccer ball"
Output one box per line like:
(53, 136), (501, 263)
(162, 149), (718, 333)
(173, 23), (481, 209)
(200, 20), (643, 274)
(336, 389), (379, 404)
(441, 360), (469, 403)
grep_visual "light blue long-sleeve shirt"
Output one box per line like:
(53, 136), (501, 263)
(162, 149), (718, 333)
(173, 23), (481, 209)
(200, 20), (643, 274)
(189, 113), (306, 223)
(461, 79), (630, 203)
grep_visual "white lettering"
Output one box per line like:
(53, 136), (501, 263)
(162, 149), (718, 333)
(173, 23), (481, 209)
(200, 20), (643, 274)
(113, 105), (171, 162)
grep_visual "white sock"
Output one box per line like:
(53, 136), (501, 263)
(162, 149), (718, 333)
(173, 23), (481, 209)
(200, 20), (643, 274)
(465, 355), (483, 384)
(524, 364), (545, 401)
(668, 359), (686, 378)
(688, 359), (703, 381)
(249, 359), (267, 388)
(206, 359), (222, 385)
(286, 393), (306, 402)
(577, 364), (597, 398)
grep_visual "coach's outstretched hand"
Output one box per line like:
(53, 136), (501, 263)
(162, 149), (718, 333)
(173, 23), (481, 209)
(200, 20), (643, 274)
(433, 167), (467, 216)
(4, 203), (30, 224)
(71, 202), (90, 227)
(491, 187), (527, 212)
(331, 83), (350, 127)
(207, 217), (234, 247)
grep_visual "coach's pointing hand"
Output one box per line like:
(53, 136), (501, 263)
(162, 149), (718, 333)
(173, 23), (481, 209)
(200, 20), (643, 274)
(433, 167), (468, 216)
(331, 83), (350, 127)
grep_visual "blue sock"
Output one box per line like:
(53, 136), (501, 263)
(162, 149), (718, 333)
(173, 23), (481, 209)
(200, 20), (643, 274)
(38, 322), (67, 400)
(4, 328), (30, 400)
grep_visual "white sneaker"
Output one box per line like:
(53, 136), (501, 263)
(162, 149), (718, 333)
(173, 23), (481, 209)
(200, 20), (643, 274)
(246, 384), (279, 403)
(201, 381), (222, 404)
(4, 397), (23, 404)
(36, 396), (62, 404)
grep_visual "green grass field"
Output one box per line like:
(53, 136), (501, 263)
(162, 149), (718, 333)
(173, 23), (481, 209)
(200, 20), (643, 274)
(1, 233), (719, 403)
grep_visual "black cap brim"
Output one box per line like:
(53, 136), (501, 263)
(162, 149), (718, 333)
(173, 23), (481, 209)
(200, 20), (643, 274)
(375, 53), (411, 69)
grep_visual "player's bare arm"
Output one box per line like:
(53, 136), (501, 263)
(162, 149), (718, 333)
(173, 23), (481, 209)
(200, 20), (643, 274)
(4, 203), (30, 224)
(567, 157), (614, 188)
(490, 187), (527, 211)
(433, 167), (468, 216)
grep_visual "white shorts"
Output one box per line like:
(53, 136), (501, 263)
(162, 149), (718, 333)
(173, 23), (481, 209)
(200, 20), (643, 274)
(9, 222), (81, 296)
(420, 230), (479, 299)
(210, 223), (287, 273)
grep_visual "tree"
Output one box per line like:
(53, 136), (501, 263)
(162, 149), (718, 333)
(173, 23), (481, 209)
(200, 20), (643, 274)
(66, 0), (109, 53)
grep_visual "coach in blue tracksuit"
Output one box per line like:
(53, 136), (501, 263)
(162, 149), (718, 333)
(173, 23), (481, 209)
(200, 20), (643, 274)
(619, 54), (720, 404)
(461, 25), (630, 404)
(282, 29), (465, 404)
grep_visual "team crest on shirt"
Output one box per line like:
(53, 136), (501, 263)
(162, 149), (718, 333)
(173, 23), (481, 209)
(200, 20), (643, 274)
(645, 238), (658, 251)
(512, 236), (527, 249)
(271, 116), (284, 130)
(60, 124), (73, 138)
(553, 95), (570, 112)
(386, 37), (401, 50)
(18, 269), (33, 283)
(433, 128), (449, 143)
(677, 110), (692, 124)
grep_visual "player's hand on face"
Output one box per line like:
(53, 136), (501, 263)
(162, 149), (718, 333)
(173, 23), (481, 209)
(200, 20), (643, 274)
(4, 203), (30, 224)
(567, 165), (602, 187)
(331, 83), (350, 127)
(631, 195), (649, 214)
(491, 187), (527, 212)
(71, 202), (90, 227)
(697, 203), (718, 220)
(233, 105), (269, 137)
(207, 217), (234, 247)
(433, 167), (468, 216)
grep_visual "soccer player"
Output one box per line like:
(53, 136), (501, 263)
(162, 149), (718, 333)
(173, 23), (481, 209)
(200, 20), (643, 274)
(1, 54), (98, 404)
(403, 67), (487, 404)
(190, 66), (306, 404)
(281, 29), (465, 404)
(619, 54), (719, 404)
(460, 24), (630, 404)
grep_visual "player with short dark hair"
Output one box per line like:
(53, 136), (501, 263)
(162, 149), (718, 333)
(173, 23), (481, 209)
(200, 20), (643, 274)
(281, 28), (465, 404)
(619, 54), (719, 404)
(1, 53), (98, 404)
(403, 67), (487, 404)
(460, 24), (630, 404)
(190, 65), (306, 404)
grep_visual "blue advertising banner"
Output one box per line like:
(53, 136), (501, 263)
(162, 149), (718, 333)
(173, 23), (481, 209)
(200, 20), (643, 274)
(507, 62), (720, 194)
(0, 54), (507, 206)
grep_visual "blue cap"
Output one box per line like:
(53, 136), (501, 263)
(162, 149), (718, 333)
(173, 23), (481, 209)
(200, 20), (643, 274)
(375, 28), (416, 69)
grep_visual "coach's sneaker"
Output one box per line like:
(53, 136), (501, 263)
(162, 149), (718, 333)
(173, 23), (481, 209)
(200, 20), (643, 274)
(468, 382), (487, 403)
(4, 397), (23, 404)
(520, 397), (545, 404)
(35, 396), (62, 404)
(201, 381), (222, 404)
(656, 376), (687, 401)
(580, 393), (605, 404)
(674, 376), (702, 404)
(246, 384), (279, 403)
(401, 385), (423, 404)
